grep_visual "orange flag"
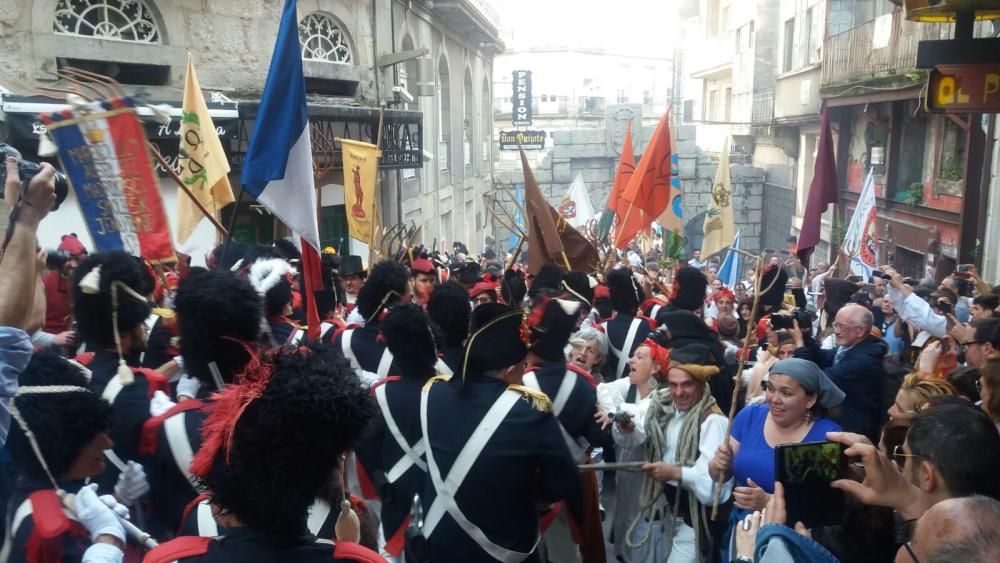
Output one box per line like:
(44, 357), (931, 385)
(608, 121), (636, 214)
(614, 112), (673, 248)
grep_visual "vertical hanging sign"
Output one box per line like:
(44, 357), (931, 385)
(512, 70), (533, 126)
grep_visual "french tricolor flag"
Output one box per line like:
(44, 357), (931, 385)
(240, 0), (320, 250)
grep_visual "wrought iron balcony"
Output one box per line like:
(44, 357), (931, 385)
(751, 88), (774, 126)
(821, 9), (951, 89)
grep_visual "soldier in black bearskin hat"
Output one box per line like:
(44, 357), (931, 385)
(656, 266), (735, 413)
(71, 251), (169, 493)
(357, 304), (441, 559)
(333, 260), (409, 386)
(418, 303), (581, 562)
(247, 258), (301, 347)
(142, 344), (381, 562)
(138, 268), (262, 538)
(2, 351), (135, 563)
(600, 268), (655, 381)
(521, 298), (607, 562)
(501, 268), (527, 308)
(426, 282), (471, 374)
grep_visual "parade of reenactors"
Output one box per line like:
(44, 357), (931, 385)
(1, 0), (1000, 562)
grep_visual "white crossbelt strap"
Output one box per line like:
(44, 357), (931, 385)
(375, 383), (427, 483)
(522, 371), (588, 463)
(138, 313), (159, 365)
(376, 349), (394, 379)
(164, 412), (198, 490)
(196, 500), (219, 536)
(341, 329), (362, 372)
(435, 358), (454, 376)
(307, 499), (332, 536)
(650, 304), (662, 319)
(290, 329), (305, 346)
(101, 374), (125, 405)
(420, 385), (535, 562)
(611, 318), (643, 380)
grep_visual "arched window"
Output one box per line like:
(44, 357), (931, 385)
(298, 12), (353, 64)
(53, 0), (163, 43)
(438, 55), (450, 172)
(481, 77), (491, 169)
(463, 69), (473, 168)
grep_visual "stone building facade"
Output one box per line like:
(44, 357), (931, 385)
(0, 0), (501, 260)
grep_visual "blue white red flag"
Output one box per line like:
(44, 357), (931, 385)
(42, 98), (175, 262)
(240, 0), (320, 250)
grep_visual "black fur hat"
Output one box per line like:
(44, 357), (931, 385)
(427, 282), (472, 348)
(175, 269), (262, 386)
(561, 270), (594, 305)
(607, 267), (645, 314)
(194, 345), (376, 543)
(313, 253), (346, 319)
(357, 260), (409, 322)
(530, 264), (563, 300)
(528, 299), (581, 362)
(383, 304), (439, 380)
(461, 303), (528, 384)
(72, 251), (152, 350)
(669, 266), (708, 312)
(501, 269), (527, 306)
(757, 265), (790, 312)
(7, 351), (114, 482)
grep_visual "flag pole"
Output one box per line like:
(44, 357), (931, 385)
(148, 143), (229, 236)
(506, 236), (525, 271)
(615, 199), (637, 247)
(560, 250), (572, 271)
(710, 250), (784, 520)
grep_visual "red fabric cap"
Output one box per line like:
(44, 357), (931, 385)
(411, 257), (435, 274)
(57, 234), (86, 255)
(469, 279), (499, 298)
(713, 288), (735, 303)
(593, 285), (610, 300)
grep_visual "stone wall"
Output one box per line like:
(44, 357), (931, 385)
(491, 104), (765, 256)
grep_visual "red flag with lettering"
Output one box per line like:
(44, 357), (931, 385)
(615, 112), (672, 248)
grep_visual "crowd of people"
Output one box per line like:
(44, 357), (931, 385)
(2, 157), (1000, 563)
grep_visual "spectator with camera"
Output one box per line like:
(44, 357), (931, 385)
(881, 266), (949, 339)
(791, 303), (887, 440)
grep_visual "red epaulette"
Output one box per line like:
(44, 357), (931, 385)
(143, 536), (213, 562)
(132, 367), (171, 399)
(332, 323), (360, 342)
(639, 314), (657, 330)
(369, 375), (400, 395)
(138, 400), (205, 456)
(28, 490), (70, 540)
(178, 493), (211, 537)
(333, 541), (387, 563)
(565, 363), (597, 389)
(74, 352), (94, 367)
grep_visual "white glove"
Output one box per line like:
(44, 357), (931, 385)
(149, 390), (176, 417)
(113, 461), (149, 506)
(75, 484), (125, 542)
(176, 374), (201, 400)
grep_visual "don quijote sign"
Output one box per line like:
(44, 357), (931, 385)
(499, 130), (546, 151)
(512, 70), (533, 125)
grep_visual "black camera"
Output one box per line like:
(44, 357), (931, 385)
(770, 308), (814, 330)
(0, 144), (69, 210)
(870, 270), (892, 280)
(45, 249), (72, 271)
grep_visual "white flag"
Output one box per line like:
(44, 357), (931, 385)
(842, 169), (879, 279)
(558, 172), (596, 229)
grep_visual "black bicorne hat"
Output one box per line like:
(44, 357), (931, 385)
(460, 303), (528, 385)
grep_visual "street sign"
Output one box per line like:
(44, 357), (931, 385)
(926, 64), (1000, 113)
(512, 70), (532, 125)
(499, 130), (546, 150)
(903, 0), (1000, 22)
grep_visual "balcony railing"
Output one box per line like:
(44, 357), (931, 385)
(578, 96), (605, 116)
(821, 9), (952, 88)
(751, 88), (774, 126)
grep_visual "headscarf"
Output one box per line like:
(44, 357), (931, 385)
(640, 338), (671, 374)
(769, 358), (845, 408)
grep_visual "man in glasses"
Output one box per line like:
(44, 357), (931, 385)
(957, 317), (1000, 369)
(898, 495), (1000, 563)
(794, 303), (887, 441)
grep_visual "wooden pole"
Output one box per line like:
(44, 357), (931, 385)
(148, 143), (229, 236)
(506, 236), (525, 272)
(615, 200), (636, 248)
(710, 249), (784, 520)
(560, 250), (572, 271)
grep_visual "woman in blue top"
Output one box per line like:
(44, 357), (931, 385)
(709, 358), (845, 558)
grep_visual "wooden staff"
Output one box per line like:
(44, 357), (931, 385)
(710, 249), (784, 520)
(578, 461), (646, 472)
(506, 236), (525, 272)
(147, 143), (229, 236)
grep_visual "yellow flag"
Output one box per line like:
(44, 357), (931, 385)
(177, 54), (235, 244)
(341, 138), (380, 243)
(700, 137), (734, 257)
